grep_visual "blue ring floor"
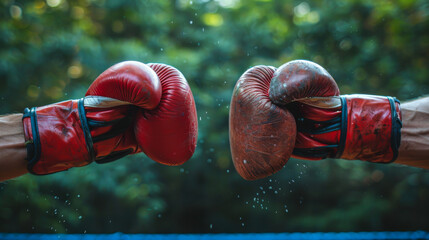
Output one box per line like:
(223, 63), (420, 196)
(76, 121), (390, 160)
(0, 232), (428, 240)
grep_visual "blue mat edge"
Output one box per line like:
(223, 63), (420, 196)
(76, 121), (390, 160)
(0, 231), (428, 240)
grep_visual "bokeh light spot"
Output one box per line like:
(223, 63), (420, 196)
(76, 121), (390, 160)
(202, 13), (224, 27)
(10, 5), (22, 19)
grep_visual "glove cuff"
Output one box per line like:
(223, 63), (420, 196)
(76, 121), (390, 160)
(22, 99), (94, 175)
(338, 95), (402, 162)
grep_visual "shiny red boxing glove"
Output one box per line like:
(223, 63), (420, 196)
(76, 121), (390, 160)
(269, 60), (402, 162)
(23, 61), (162, 174)
(229, 65), (296, 180)
(135, 63), (198, 166)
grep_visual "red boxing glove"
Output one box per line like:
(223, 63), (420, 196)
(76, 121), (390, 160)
(135, 63), (198, 166)
(269, 60), (402, 162)
(229, 66), (296, 180)
(23, 61), (161, 174)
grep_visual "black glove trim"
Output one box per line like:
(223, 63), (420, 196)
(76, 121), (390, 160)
(78, 98), (96, 162)
(335, 96), (348, 158)
(89, 116), (133, 143)
(95, 148), (134, 164)
(293, 144), (339, 158)
(388, 97), (402, 163)
(22, 107), (42, 174)
(296, 116), (341, 135)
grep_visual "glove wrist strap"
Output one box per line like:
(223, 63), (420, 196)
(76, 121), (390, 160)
(22, 107), (41, 174)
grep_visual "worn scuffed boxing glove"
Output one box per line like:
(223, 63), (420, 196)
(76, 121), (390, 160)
(229, 65), (296, 180)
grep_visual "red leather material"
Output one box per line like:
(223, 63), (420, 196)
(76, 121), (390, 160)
(86, 61), (162, 109)
(275, 96), (402, 163)
(135, 63), (198, 166)
(85, 61), (165, 161)
(289, 101), (342, 160)
(341, 95), (401, 162)
(85, 105), (139, 158)
(269, 60), (340, 105)
(290, 95), (402, 162)
(268, 60), (402, 163)
(268, 60), (341, 160)
(24, 100), (91, 174)
(229, 65), (296, 180)
(295, 127), (341, 149)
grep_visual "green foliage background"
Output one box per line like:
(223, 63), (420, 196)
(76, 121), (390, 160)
(1, 0), (429, 233)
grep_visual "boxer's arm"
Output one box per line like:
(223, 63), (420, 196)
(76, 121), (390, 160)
(0, 114), (28, 181)
(396, 96), (429, 169)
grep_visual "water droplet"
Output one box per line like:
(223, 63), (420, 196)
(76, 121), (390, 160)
(190, 20), (193, 24)
(78, 216), (82, 220)
(243, 160), (247, 164)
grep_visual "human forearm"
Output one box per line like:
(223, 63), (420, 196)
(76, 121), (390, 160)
(396, 97), (429, 169)
(0, 114), (28, 181)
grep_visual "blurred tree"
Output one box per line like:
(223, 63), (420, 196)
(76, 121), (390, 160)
(1, 0), (429, 234)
